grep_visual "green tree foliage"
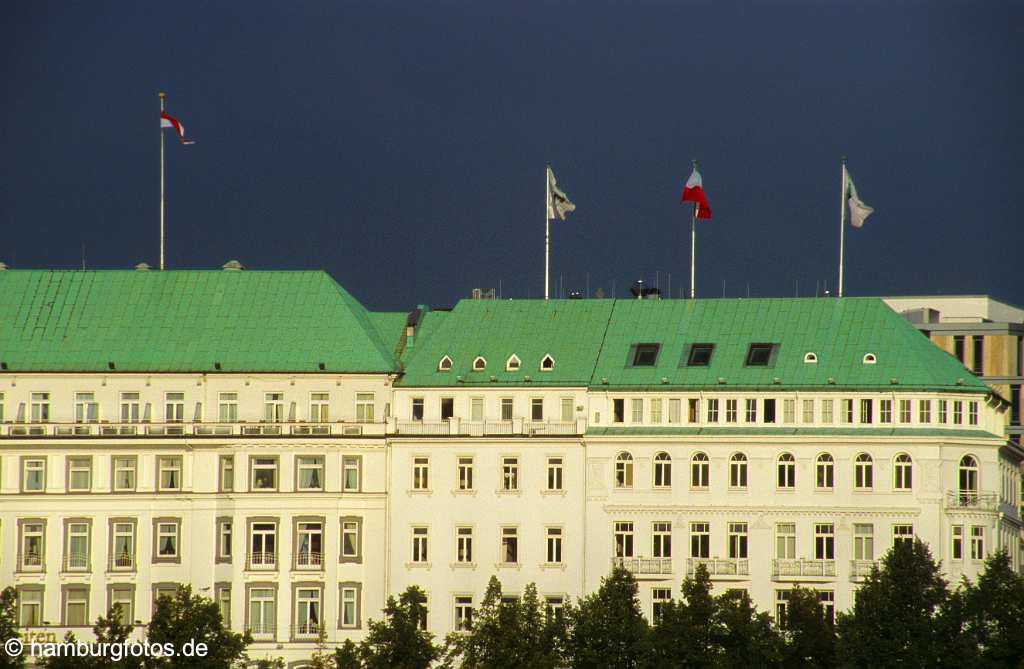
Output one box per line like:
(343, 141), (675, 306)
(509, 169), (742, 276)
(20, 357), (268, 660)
(93, 605), (143, 669)
(565, 565), (650, 669)
(33, 632), (84, 669)
(340, 586), (439, 669)
(836, 538), (949, 669)
(779, 587), (835, 669)
(649, 564), (718, 668)
(943, 550), (1024, 668)
(0, 587), (25, 669)
(146, 585), (250, 669)
(713, 589), (782, 669)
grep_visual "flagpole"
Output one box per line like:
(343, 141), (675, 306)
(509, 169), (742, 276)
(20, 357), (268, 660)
(545, 165), (550, 300)
(837, 156), (846, 297)
(690, 159), (697, 299)
(160, 92), (166, 271)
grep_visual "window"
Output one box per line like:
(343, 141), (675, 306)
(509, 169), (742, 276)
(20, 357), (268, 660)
(690, 522), (710, 558)
(470, 397), (484, 422)
(295, 521), (323, 568)
(894, 454), (913, 490)
(959, 455), (979, 499)
(816, 454), (834, 489)
(669, 398), (682, 423)
(652, 522), (672, 558)
(880, 399), (892, 423)
(804, 352), (818, 364)
(776, 523), (796, 559)
(438, 355), (453, 371)
(216, 585), (231, 627)
(18, 588), (43, 626)
(653, 452), (672, 488)
(454, 596), (474, 631)
(821, 399), (834, 424)
(560, 397), (574, 423)
(546, 527), (563, 563)
(64, 521), (90, 571)
(938, 400), (948, 423)
(109, 586), (134, 624)
(65, 457), (91, 492)
(119, 392), (141, 423)
(898, 399), (911, 424)
(893, 525), (914, 548)
(814, 524), (835, 560)
(818, 591), (835, 625)
(775, 590), (790, 627)
(953, 400), (963, 425)
(650, 398), (663, 423)
(158, 456), (182, 491)
(110, 521), (135, 570)
(968, 401), (978, 426)
(75, 392), (99, 423)
(854, 453), (873, 490)
(631, 343), (660, 366)
(802, 399), (814, 423)
(631, 398), (643, 423)
(615, 452), (634, 488)
(854, 524), (874, 561)
(343, 456), (361, 491)
(502, 457), (519, 491)
(31, 392), (51, 422)
(531, 398), (544, 421)
(689, 398), (700, 423)
(970, 526), (984, 560)
(745, 343), (776, 366)
(308, 393), (329, 422)
(219, 455), (235, 492)
(841, 399), (854, 424)
(412, 527), (429, 563)
(296, 456), (324, 491)
(472, 356), (487, 371)
(728, 522), (748, 559)
(20, 521), (45, 570)
(860, 398), (873, 424)
(540, 354), (555, 371)
(218, 393), (238, 422)
(730, 453), (748, 488)
(411, 398), (424, 421)
(248, 587), (276, 636)
(500, 398), (513, 421)
(763, 398), (776, 423)
(413, 457), (430, 490)
(249, 522), (277, 568)
(545, 596), (565, 621)
(163, 392), (185, 423)
(154, 520), (180, 561)
(777, 453), (795, 489)
(918, 400), (931, 423)
(614, 522), (634, 558)
(863, 353), (877, 365)
(450, 526), (474, 564)
(22, 457), (46, 492)
(686, 343), (715, 366)
(972, 336), (984, 375)
(440, 397), (454, 421)
(453, 456), (474, 491)
(340, 584), (360, 629)
(725, 398), (738, 423)
(341, 518), (361, 562)
(706, 398), (719, 423)
(218, 520), (233, 561)
(952, 525), (964, 560)
(500, 527), (519, 564)
(506, 354), (521, 372)
(264, 392), (285, 422)
(250, 457), (278, 491)
(783, 399), (795, 424)
(652, 588), (672, 623)
(745, 399), (757, 423)
(547, 457), (564, 491)
(355, 393), (374, 422)
(691, 453), (709, 488)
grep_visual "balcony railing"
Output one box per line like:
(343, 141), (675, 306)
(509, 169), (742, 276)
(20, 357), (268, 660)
(611, 557), (673, 575)
(294, 551), (323, 569)
(109, 554), (135, 571)
(945, 491), (998, 511)
(247, 552), (277, 570)
(772, 559), (836, 579)
(4, 420), (384, 438)
(849, 560), (879, 580)
(248, 622), (276, 638)
(395, 419), (584, 437)
(292, 622), (321, 640)
(20, 553), (44, 572)
(63, 553), (90, 571)
(687, 557), (749, 577)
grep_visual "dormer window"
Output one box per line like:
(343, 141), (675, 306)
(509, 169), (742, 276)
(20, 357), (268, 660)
(438, 355), (453, 372)
(804, 352), (818, 364)
(685, 343), (715, 367)
(862, 353), (877, 365)
(745, 343), (778, 367)
(506, 354), (521, 372)
(629, 343), (661, 367)
(540, 354), (555, 371)
(472, 356), (487, 371)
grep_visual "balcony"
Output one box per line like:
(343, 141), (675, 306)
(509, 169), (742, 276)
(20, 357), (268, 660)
(611, 557), (673, 576)
(687, 557), (749, 577)
(945, 491), (997, 512)
(849, 560), (879, 581)
(292, 622), (321, 640)
(109, 554), (135, 571)
(62, 553), (90, 572)
(20, 554), (44, 573)
(3, 420), (384, 438)
(772, 559), (836, 581)
(294, 551), (323, 570)
(394, 419), (585, 437)
(247, 552), (277, 570)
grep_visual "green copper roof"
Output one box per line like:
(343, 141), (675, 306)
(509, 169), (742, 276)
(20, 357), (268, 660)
(0, 270), (397, 373)
(398, 299), (616, 386)
(367, 311), (409, 361)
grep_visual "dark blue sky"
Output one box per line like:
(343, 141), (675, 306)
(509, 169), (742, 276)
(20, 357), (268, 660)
(3, 1), (1021, 311)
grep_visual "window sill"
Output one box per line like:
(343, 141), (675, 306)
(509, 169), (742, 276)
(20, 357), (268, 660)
(539, 562), (566, 571)
(495, 489), (522, 496)
(495, 562), (521, 570)
(541, 489), (566, 496)
(407, 489), (432, 496)
(451, 489), (477, 497)
(405, 562), (431, 569)
(450, 562), (477, 569)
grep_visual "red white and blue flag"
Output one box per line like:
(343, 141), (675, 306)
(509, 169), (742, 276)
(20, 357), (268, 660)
(160, 110), (194, 145)
(681, 168), (712, 220)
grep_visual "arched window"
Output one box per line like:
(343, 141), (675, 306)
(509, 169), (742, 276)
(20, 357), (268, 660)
(472, 356), (486, 371)
(816, 453), (834, 489)
(777, 453), (796, 488)
(854, 453), (874, 489)
(863, 353), (877, 364)
(959, 455), (979, 501)
(615, 452), (634, 488)
(894, 454), (913, 490)
(654, 452), (672, 488)
(804, 352), (818, 364)
(691, 452), (709, 488)
(540, 354), (555, 371)
(730, 453), (748, 488)
(505, 354), (521, 372)
(438, 355), (453, 372)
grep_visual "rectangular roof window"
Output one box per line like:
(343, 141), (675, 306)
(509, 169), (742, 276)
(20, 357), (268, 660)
(630, 343), (661, 367)
(745, 343), (778, 367)
(686, 344), (715, 367)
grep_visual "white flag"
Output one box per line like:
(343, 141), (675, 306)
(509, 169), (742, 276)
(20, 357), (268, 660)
(844, 165), (873, 228)
(547, 166), (576, 221)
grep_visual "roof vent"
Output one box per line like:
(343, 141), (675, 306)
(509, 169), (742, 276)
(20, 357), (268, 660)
(773, 377), (781, 384)
(523, 375), (532, 382)
(134, 262), (151, 271)
(318, 362), (326, 371)
(222, 259), (244, 271)
(601, 377), (609, 385)
(661, 377), (669, 384)
(456, 375), (464, 382)
(890, 378), (899, 385)
(489, 375), (497, 382)
(0, 362), (7, 370)
(956, 378), (964, 385)
(108, 361), (116, 370)
(214, 362), (222, 371)
(827, 377), (835, 384)
(717, 377), (726, 384)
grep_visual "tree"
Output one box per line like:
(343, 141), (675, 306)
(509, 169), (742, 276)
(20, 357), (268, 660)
(0, 587), (25, 669)
(309, 624), (336, 669)
(779, 587), (835, 669)
(947, 550), (1024, 668)
(836, 538), (949, 669)
(93, 605), (143, 669)
(333, 641), (360, 669)
(565, 566), (650, 669)
(347, 586), (439, 669)
(34, 632), (85, 669)
(649, 564), (719, 668)
(713, 589), (782, 669)
(146, 585), (250, 669)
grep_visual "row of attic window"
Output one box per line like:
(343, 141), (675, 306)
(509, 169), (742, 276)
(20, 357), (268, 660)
(438, 354), (555, 373)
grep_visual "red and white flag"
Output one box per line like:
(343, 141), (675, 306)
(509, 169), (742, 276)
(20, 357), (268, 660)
(160, 110), (195, 145)
(680, 168), (712, 219)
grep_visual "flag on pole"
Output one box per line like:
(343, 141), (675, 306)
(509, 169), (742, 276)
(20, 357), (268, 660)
(160, 110), (195, 145)
(681, 168), (712, 219)
(546, 166), (576, 220)
(844, 165), (873, 228)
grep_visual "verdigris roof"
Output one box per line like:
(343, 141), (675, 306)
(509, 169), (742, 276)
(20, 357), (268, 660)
(0, 270), (397, 373)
